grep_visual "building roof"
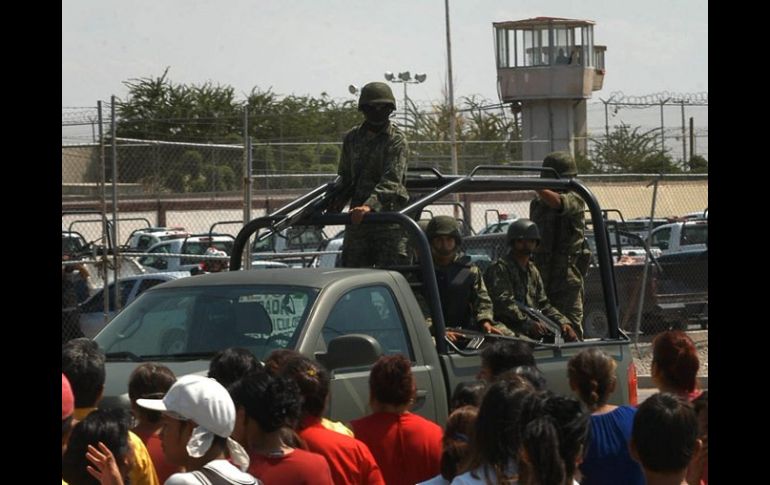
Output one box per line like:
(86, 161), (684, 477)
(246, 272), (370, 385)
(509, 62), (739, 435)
(493, 17), (595, 30)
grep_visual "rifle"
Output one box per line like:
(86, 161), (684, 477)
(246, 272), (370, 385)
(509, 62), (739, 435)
(512, 300), (565, 344)
(256, 177), (346, 244)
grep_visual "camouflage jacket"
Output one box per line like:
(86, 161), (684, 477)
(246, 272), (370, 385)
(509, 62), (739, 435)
(415, 253), (494, 332)
(334, 121), (409, 212)
(530, 191), (591, 283)
(484, 253), (572, 332)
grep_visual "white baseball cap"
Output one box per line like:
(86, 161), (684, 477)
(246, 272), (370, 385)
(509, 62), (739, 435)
(137, 374), (249, 469)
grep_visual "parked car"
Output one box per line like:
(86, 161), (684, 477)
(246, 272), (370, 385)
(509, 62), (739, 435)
(251, 226), (327, 267)
(649, 220), (708, 254)
(123, 227), (189, 252)
(138, 235), (235, 273)
(312, 230), (344, 268)
(78, 271), (191, 338)
(62, 230), (89, 258)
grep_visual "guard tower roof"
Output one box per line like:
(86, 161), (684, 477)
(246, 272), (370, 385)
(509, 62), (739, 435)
(493, 17), (595, 29)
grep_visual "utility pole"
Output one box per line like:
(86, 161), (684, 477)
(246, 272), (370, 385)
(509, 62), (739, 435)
(445, 0), (458, 176)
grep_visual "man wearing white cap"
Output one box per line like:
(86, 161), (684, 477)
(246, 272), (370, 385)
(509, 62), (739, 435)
(138, 374), (261, 485)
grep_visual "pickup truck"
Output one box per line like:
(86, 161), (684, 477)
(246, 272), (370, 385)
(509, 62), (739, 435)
(95, 169), (637, 426)
(649, 219), (708, 254)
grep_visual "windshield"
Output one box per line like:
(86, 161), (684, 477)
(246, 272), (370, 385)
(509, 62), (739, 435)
(94, 285), (318, 361)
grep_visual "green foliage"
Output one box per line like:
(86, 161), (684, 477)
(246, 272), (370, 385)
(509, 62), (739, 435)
(411, 95), (521, 172)
(574, 152), (596, 174)
(688, 154), (708, 173)
(591, 124), (681, 173)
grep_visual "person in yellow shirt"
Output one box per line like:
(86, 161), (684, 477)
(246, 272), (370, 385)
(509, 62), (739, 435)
(63, 338), (159, 485)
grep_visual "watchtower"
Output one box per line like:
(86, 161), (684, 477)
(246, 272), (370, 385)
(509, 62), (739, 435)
(493, 17), (606, 161)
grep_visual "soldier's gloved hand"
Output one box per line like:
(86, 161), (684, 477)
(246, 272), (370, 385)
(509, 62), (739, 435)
(350, 205), (372, 224)
(561, 324), (578, 342)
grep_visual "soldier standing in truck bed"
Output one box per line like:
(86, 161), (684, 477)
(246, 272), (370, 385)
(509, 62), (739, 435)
(529, 151), (591, 338)
(328, 82), (410, 268)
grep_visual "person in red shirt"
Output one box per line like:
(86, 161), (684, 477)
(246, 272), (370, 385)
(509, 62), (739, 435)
(128, 363), (180, 484)
(228, 368), (333, 485)
(351, 354), (444, 485)
(280, 355), (385, 485)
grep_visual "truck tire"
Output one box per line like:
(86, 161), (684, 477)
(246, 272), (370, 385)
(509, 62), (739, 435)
(583, 308), (608, 339)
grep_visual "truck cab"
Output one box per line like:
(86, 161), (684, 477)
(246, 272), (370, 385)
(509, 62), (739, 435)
(650, 219), (708, 254)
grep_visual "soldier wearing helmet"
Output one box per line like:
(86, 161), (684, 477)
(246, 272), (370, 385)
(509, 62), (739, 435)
(484, 218), (579, 342)
(329, 82), (410, 268)
(415, 216), (497, 339)
(529, 151), (590, 338)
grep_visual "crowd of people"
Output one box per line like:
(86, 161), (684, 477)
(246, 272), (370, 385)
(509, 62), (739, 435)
(62, 330), (707, 485)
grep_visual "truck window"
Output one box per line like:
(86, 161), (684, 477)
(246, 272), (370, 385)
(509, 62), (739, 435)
(137, 235), (155, 251)
(140, 243), (172, 270)
(324, 286), (412, 357)
(181, 241), (235, 265)
(681, 224), (707, 246)
(651, 227), (671, 250)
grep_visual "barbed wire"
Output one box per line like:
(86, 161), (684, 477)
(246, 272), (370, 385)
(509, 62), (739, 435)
(602, 91), (708, 106)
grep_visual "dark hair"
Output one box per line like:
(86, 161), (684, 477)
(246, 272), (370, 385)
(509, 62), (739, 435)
(279, 427), (308, 450)
(62, 408), (132, 485)
(449, 381), (487, 412)
(497, 365), (548, 391)
(462, 376), (534, 482)
(518, 393), (591, 485)
(208, 347), (261, 388)
(567, 348), (617, 409)
(652, 331), (699, 393)
(369, 354), (415, 406)
(692, 390), (708, 437)
(480, 340), (535, 380)
(128, 363), (176, 423)
(279, 355), (330, 418)
(632, 392), (699, 473)
(263, 348), (303, 376)
(62, 415), (74, 442)
(62, 338), (106, 408)
(692, 390), (708, 413)
(229, 369), (302, 433)
(440, 406), (478, 480)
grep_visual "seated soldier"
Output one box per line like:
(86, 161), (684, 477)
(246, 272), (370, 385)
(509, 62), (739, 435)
(415, 216), (500, 341)
(484, 219), (580, 342)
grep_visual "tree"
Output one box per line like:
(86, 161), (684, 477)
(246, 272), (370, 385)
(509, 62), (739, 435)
(688, 154), (708, 173)
(592, 124), (680, 173)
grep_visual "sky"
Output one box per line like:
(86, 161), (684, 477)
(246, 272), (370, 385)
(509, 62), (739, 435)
(62, 0), (707, 105)
(62, 0), (707, 150)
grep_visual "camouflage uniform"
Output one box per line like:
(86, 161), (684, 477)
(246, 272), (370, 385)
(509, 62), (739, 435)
(336, 121), (410, 268)
(530, 152), (591, 334)
(484, 253), (573, 338)
(415, 253), (495, 334)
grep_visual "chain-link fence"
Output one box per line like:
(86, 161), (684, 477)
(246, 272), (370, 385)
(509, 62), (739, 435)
(62, 105), (707, 343)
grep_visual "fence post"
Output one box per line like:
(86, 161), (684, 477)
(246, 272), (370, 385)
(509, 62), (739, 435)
(243, 106), (252, 270)
(111, 95), (121, 311)
(97, 100), (110, 323)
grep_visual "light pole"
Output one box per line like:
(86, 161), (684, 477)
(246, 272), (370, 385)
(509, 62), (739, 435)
(384, 71), (427, 134)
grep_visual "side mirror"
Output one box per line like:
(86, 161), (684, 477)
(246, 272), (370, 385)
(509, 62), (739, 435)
(315, 334), (383, 372)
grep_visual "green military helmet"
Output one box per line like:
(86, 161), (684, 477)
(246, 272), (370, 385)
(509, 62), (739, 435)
(542, 151), (577, 178)
(506, 218), (541, 245)
(358, 82), (396, 110)
(425, 215), (462, 245)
